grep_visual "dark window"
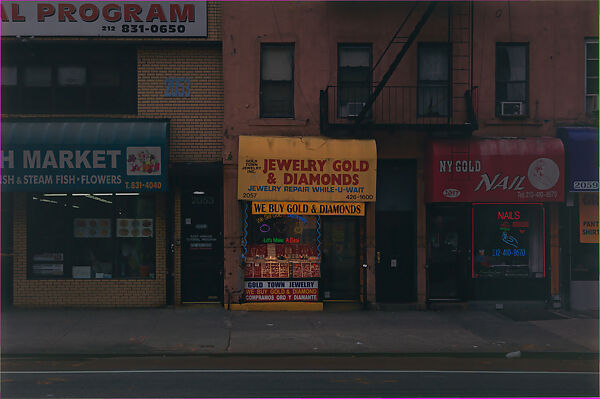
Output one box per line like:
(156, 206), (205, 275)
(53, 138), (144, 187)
(260, 44), (294, 118)
(496, 43), (529, 117)
(418, 43), (450, 117)
(27, 193), (155, 279)
(338, 44), (371, 118)
(585, 39), (599, 116)
(1, 44), (137, 115)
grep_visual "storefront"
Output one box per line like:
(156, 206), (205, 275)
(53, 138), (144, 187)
(425, 137), (564, 302)
(1, 119), (169, 307)
(234, 136), (376, 310)
(559, 127), (599, 311)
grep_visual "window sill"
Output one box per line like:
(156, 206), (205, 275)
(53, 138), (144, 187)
(484, 119), (544, 127)
(249, 118), (309, 127)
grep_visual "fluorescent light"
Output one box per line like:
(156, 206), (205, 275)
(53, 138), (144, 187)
(93, 193), (113, 197)
(73, 194), (112, 204)
(193, 191), (205, 195)
(43, 193), (67, 197)
(115, 193), (140, 196)
(72, 205), (80, 209)
(40, 198), (58, 204)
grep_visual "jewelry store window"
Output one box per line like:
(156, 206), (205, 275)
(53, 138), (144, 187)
(27, 193), (155, 279)
(242, 206), (321, 302)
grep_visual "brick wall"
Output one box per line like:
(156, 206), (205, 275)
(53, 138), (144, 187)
(12, 193), (167, 307)
(137, 45), (223, 163)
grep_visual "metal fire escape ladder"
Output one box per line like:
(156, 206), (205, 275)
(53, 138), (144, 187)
(355, 2), (437, 125)
(372, 2), (418, 73)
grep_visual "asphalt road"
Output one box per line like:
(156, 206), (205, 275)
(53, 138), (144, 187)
(2, 355), (598, 398)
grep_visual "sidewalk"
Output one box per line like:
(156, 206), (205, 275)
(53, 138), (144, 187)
(1, 306), (598, 357)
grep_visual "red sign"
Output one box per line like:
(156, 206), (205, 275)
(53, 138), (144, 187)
(425, 138), (564, 203)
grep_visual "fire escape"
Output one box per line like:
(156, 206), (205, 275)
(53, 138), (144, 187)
(320, 2), (478, 137)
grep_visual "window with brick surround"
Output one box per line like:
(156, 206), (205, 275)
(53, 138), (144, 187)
(585, 38), (599, 116)
(495, 43), (529, 117)
(27, 193), (155, 279)
(338, 44), (371, 118)
(1, 44), (136, 115)
(260, 44), (294, 118)
(418, 43), (450, 117)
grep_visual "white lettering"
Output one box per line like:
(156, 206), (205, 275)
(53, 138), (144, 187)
(474, 173), (499, 192)
(23, 150), (41, 169)
(41, 151), (58, 169)
(75, 151), (91, 168)
(1, 150), (14, 169)
(59, 151), (74, 169)
(92, 150), (106, 169)
(440, 160), (453, 173)
(106, 150), (121, 168)
(491, 175), (510, 191)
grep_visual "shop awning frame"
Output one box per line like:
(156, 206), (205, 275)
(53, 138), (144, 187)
(558, 127), (599, 192)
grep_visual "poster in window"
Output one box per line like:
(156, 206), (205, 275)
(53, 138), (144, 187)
(579, 193), (599, 244)
(473, 205), (544, 279)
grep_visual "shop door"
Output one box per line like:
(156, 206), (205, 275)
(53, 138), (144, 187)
(181, 187), (223, 303)
(427, 206), (470, 300)
(376, 211), (415, 302)
(375, 159), (416, 302)
(321, 217), (360, 300)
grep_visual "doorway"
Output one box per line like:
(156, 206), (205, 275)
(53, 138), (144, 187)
(180, 186), (223, 303)
(375, 159), (416, 302)
(376, 211), (415, 302)
(321, 217), (360, 300)
(427, 205), (470, 300)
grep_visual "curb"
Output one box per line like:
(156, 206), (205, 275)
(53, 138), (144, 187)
(2, 351), (598, 360)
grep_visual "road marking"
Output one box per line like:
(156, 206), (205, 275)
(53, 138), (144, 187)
(2, 369), (597, 375)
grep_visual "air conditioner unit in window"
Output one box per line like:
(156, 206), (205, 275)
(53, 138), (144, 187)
(343, 102), (366, 118)
(500, 101), (524, 116)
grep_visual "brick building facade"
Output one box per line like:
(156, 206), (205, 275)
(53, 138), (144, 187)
(1, 1), (224, 307)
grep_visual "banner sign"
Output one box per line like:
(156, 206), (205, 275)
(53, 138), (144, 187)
(1, 120), (168, 192)
(238, 136), (376, 202)
(579, 193), (599, 244)
(244, 280), (318, 302)
(1, 2), (207, 37)
(252, 201), (365, 216)
(425, 138), (564, 203)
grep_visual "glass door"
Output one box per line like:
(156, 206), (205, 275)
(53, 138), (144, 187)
(321, 217), (360, 300)
(181, 186), (223, 303)
(427, 206), (470, 300)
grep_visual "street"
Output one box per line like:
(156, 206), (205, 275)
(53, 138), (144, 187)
(2, 355), (598, 398)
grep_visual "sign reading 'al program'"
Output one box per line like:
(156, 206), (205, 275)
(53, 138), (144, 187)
(1, 2), (207, 37)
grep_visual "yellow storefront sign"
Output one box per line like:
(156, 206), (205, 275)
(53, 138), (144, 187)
(252, 201), (365, 216)
(579, 193), (599, 244)
(238, 136), (376, 202)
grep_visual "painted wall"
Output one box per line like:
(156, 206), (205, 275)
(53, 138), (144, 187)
(222, 1), (466, 306)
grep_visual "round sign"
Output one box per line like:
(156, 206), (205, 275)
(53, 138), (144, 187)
(527, 158), (559, 190)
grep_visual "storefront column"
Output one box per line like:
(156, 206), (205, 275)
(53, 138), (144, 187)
(416, 157), (427, 307)
(173, 186), (182, 305)
(13, 192), (27, 303)
(550, 204), (560, 296)
(223, 163), (243, 307)
(365, 202), (376, 303)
